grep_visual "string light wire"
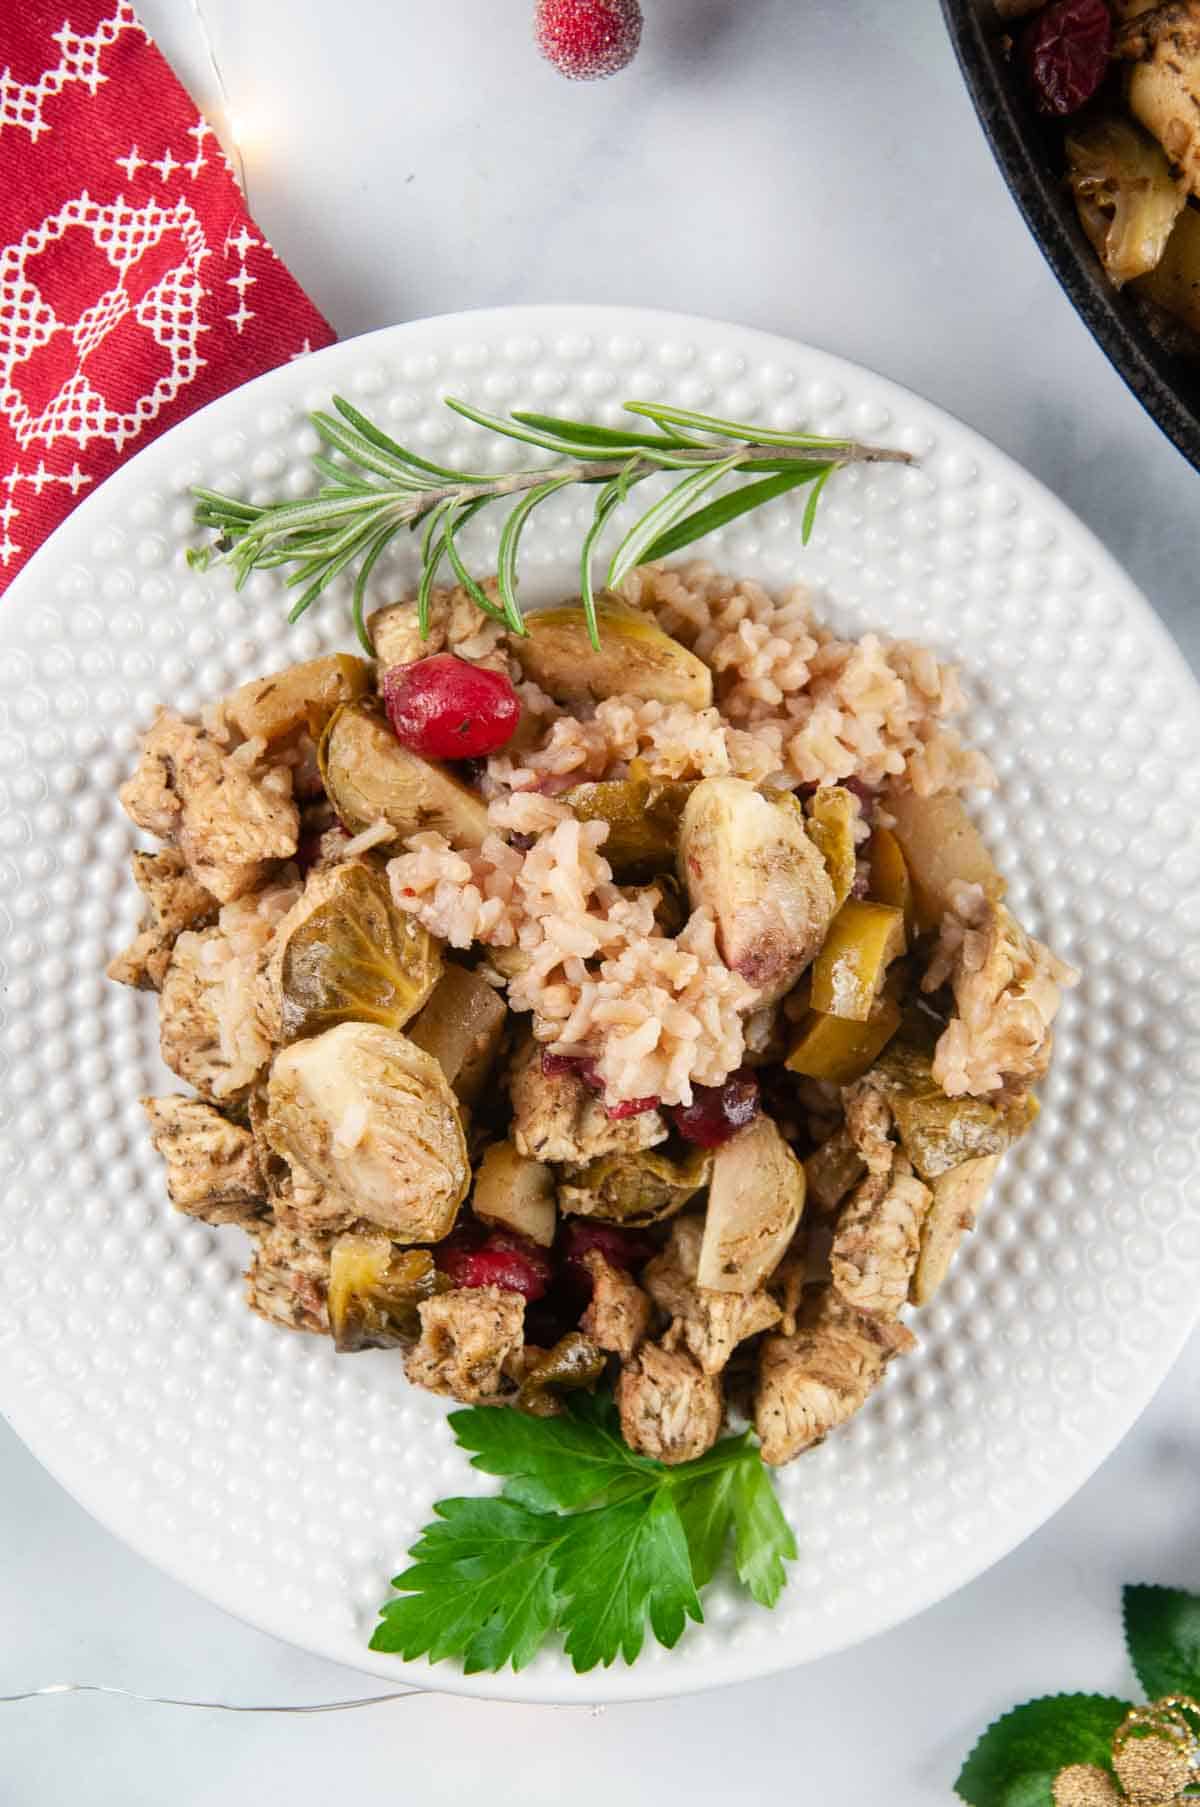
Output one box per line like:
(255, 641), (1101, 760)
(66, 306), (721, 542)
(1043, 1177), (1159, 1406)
(187, 0), (249, 197)
(0, 1682), (426, 1714)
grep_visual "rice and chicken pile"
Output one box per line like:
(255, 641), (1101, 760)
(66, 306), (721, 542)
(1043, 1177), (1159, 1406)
(111, 562), (1077, 1467)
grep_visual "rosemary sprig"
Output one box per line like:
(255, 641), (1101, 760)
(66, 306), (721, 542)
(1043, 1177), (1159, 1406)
(189, 394), (913, 653)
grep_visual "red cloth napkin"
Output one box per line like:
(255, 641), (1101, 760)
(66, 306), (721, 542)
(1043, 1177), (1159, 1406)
(0, 0), (335, 590)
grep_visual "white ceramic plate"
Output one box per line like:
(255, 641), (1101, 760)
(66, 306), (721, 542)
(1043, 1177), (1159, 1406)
(2, 306), (1199, 1705)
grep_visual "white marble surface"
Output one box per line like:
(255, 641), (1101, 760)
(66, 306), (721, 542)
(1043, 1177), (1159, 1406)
(4, 0), (1199, 1800)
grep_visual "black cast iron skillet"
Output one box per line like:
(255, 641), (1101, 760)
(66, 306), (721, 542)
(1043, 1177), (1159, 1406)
(940, 0), (1200, 469)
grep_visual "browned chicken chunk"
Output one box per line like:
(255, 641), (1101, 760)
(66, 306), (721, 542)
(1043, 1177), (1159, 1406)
(643, 1217), (781, 1376)
(245, 1224), (333, 1334)
(755, 1289), (914, 1466)
(508, 1034), (667, 1165)
(830, 1159), (932, 1319)
(404, 1286), (525, 1404)
(615, 1341), (723, 1465)
(141, 1093), (266, 1227)
(159, 926), (273, 1103)
(923, 882), (1078, 1098)
(107, 849), (215, 991)
(119, 708), (299, 902)
(580, 1250), (652, 1360)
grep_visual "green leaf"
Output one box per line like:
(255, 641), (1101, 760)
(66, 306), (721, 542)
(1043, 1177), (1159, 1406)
(730, 1457), (797, 1608)
(510, 410), (687, 451)
(801, 462), (835, 545)
(554, 1489), (702, 1671)
(639, 464), (827, 564)
(956, 1696), (1130, 1807)
(675, 1465), (738, 1589)
(449, 1398), (658, 1514)
(1124, 1584), (1200, 1701)
(369, 1496), (564, 1674)
(495, 476), (575, 637)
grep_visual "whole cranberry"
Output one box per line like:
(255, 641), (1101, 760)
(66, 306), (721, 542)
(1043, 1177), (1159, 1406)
(562, 1222), (656, 1274)
(381, 654), (520, 760)
(668, 1070), (760, 1148)
(1024, 0), (1113, 115)
(436, 1229), (552, 1302)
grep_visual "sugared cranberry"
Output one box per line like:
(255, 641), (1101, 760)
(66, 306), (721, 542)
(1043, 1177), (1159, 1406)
(563, 1221), (656, 1273)
(436, 1229), (552, 1302)
(534, 0), (643, 80)
(668, 1070), (760, 1147)
(540, 1050), (657, 1118)
(1024, 0), (1112, 115)
(381, 654), (520, 760)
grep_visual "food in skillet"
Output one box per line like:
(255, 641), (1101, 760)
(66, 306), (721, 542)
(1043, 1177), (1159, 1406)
(111, 560), (1077, 1471)
(1001, 0), (1200, 350)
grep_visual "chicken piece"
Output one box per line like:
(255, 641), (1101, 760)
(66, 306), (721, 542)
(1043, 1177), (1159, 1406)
(107, 849), (215, 991)
(141, 1093), (266, 1227)
(923, 882), (1079, 1097)
(843, 1078), (895, 1178)
(616, 1341), (723, 1465)
(266, 1023), (470, 1243)
(910, 1153), (1000, 1306)
(644, 1216), (782, 1376)
(508, 1034), (667, 1165)
(1116, 2), (1200, 201)
(803, 1125), (867, 1215)
(404, 1285), (525, 1405)
(119, 708), (299, 902)
(580, 1249), (652, 1360)
(755, 1289), (915, 1466)
(830, 1158), (932, 1319)
(245, 1224), (333, 1334)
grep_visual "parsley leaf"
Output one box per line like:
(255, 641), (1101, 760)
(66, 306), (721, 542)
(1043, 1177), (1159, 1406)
(371, 1393), (798, 1674)
(449, 1392), (658, 1513)
(555, 1488), (702, 1670)
(369, 1497), (563, 1674)
(955, 1696), (1130, 1807)
(731, 1452), (798, 1608)
(1123, 1584), (1200, 1701)
(675, 1463), (739, 1589)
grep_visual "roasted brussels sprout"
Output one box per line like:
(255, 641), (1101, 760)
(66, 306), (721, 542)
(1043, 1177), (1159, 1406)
(318, 701), (489, 846)
(885, 788), (1004, 933)
(678, 777), (836, 1004)
(871, 1040), (1036, 1182)
(515, 1333), (606, 1417)
(804, 786), (859, 910)
(407, 963), (507, 1106)
(512, 595), (713, 709)
(565, 775), (695, 880)
(1066, 117), (1187, 287)
(1134, 201), (1200, 336)
(558, 1144), (713, 1226)
(700, 1113), (806, 1293)
(222, 654), (371, 747)
(266, 1022), (470, 1241)
(809, 900), (906, 1023)
(328, 1233), (442, 1351)
(785, 994), (902, 1085)
(265, 860), (442, 1044)
(1116, 3), (1200, 204)
(471, 1138), (557, 1246)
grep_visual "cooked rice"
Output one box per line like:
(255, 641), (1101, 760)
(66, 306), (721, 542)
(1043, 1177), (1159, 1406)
(197, 871), (303, 1093)
(384, 562), (1004, 1107)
